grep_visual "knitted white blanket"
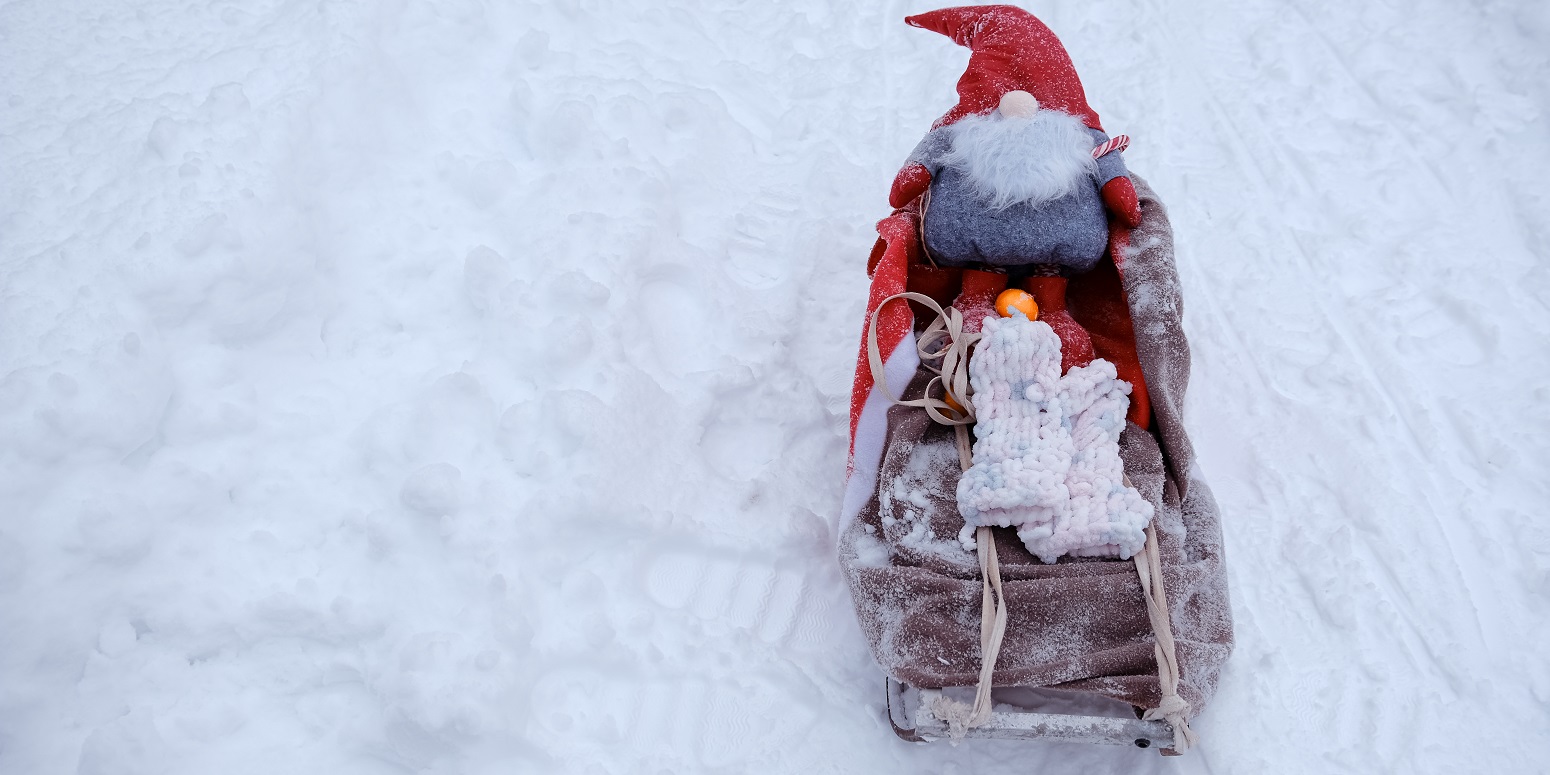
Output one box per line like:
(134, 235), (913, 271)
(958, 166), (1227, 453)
(956, 314), (1153, 562)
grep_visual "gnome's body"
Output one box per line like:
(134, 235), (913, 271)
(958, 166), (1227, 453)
(887, 5), (1141, 274)
(909, 117), (1127, 272)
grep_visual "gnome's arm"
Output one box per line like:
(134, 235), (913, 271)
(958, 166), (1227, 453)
(1091, 129), (1142, 228)
(1101, 179), (1141, 228)
(888, 130), (951, 209)
(890, 163), (932, 209)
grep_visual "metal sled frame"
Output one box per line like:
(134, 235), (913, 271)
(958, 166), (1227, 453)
(886, 679), (1178, 752)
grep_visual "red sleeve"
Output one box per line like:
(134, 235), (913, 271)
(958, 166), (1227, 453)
(889, 163), (933, 209)
(1100, 176), (1142, 229)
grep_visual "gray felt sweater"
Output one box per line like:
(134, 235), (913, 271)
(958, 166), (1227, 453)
(909, 125), (1128, 272)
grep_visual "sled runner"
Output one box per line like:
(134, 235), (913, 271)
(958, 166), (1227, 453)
(837, 6), (1232, 755)
(886, 680), (1178, 749)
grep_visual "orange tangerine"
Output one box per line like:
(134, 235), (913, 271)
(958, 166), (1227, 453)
(942, 392), (965, 415)
(994, 288), (1039, 320)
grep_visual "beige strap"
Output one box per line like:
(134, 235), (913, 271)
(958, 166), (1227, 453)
(865, 292), (978, 427)
(867, 296), (1006, 740)
(1127, 472), (1198, 751)
(968, 522), (1007, 729)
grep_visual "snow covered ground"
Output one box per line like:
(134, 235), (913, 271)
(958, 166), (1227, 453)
(3, 0), (1548, 772)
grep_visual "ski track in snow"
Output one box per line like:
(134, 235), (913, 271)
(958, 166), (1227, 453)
(2, 1), (1547, 773)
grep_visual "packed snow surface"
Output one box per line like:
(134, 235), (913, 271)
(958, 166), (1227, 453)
(2, 1), (1548, 773)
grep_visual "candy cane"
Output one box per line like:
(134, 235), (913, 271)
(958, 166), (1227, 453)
(1092, 134), (1129, 159)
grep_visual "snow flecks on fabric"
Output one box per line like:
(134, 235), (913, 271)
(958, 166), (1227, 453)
(849, 528), (892, 569)
(956, 315), (1152, 562)
(879, 438), (972, 561)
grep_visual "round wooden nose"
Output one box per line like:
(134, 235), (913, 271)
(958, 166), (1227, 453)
(999, 90), (1039, 118)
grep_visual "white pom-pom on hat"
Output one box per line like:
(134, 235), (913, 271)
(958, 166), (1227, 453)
(999, 90), (1040, 118)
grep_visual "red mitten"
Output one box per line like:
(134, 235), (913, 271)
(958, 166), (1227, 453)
(1100, 176), (1142, 228)
(889, 162), (932, 209)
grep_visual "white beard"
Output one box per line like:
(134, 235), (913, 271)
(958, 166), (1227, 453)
(941, 109), (1098, 210)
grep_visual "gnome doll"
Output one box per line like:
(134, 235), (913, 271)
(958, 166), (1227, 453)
(891, 6), (1140, 371)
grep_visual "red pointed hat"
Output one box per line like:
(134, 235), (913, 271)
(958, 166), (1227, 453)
(907, 5), (1102, 132)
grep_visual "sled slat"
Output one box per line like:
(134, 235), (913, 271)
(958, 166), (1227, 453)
(890, 681), (1175, 750)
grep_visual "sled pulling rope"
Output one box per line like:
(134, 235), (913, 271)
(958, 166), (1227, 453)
(1130, 511), (1198, 750)
(865, 292), (1194, 750)
(866, 292), (1005, 736)
(864, 292), (979, 433)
